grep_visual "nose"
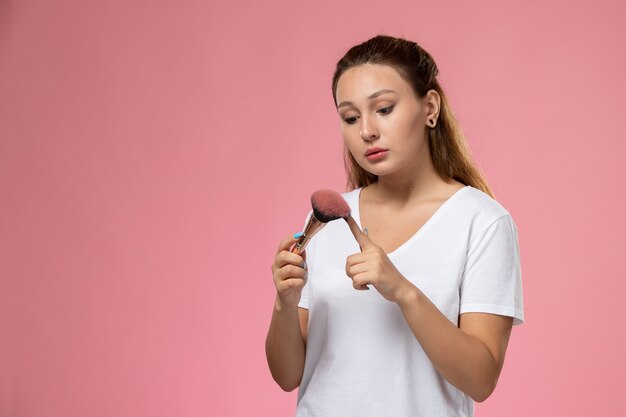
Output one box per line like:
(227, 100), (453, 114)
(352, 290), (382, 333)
(360, 114), (379, 141)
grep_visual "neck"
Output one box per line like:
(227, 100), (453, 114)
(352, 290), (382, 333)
(369, 147), (447, 205)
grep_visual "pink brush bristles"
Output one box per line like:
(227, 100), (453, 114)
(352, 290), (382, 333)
(311, 189), (351, 223)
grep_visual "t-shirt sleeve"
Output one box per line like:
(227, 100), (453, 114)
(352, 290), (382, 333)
(298, 210), (314, 310)
(459, 214), (525, 325)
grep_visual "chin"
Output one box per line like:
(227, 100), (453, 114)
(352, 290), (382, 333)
(355, 157), (397, 177)
(360, 165), (394, 177)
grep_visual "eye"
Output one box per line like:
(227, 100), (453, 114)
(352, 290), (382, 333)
(343, 116), (358, 125)
(378, 105), (394, 115)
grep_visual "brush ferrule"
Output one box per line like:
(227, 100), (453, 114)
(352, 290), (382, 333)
(291, 214), (325, 255)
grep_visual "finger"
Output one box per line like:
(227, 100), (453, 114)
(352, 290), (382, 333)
(276, 234), (299, 253)
(276, 274), (307, 294)
(276, 234), (308, 264)
(345, 215), (373, 251)
(352, 272), (371, 290)
(346, 252), (369, 267)
(283, 277), (306, 291)
(277, 264), (306, 282)
(275, 250), (305, 269)
(345, 258), (369, 278)
(352, 280), (370, 291)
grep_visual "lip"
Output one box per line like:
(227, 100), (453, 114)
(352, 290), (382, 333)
(364, 147), (388, 157)
(365, 148), (388, 161)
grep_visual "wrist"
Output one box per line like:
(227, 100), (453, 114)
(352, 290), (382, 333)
(395, 281), (422, 311)
(274, 294), (299, 313)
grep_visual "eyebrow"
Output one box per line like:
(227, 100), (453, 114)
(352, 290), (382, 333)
(337, 89), (397, 108)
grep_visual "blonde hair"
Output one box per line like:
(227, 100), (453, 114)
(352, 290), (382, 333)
(332, 35), (496, 199)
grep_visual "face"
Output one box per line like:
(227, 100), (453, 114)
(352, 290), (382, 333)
(335, 63), (436, 179)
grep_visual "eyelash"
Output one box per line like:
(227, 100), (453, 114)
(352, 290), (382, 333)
(343, 105), (395, 125)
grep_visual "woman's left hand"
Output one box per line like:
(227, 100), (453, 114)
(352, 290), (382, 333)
(344, 215), (415, 304)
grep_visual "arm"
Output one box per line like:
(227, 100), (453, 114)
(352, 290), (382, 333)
(344, 215), (514, 402)
(397, 287), (513, 402)
(265, 301), (308, 391)
(265, 235), (309, 392)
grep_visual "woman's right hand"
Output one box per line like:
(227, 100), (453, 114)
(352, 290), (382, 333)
(271, 234), (308, 308)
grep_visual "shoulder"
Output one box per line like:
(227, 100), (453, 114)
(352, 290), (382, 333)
(341, 187), (361, 199)
(461, 186), (511, 221)
(456, 186), (519, 238)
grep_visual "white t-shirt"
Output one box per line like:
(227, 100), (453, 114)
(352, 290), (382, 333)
(295, 185), (524, 417)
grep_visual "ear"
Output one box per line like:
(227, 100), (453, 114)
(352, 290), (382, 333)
(424, 89), (441, 123)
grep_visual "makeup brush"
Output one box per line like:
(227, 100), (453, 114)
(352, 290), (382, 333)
(291, 189), (351, 255)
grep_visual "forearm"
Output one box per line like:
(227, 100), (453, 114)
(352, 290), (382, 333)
(397, 285), (498, 402)
(265, 296), (305, 391)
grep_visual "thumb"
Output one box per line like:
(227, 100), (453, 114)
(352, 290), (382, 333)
(345, 215), (374, 252)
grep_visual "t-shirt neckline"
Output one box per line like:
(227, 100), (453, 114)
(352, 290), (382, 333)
(353, 185), (471, 257)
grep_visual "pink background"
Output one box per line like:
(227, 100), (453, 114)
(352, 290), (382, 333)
(2, 0), (625, 416)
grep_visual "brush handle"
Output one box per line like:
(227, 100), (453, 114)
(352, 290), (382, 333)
(291, 236), (309, 256)
(291, 215), (325, 255)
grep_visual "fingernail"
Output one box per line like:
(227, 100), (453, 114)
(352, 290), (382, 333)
(294, 232), (303, 239)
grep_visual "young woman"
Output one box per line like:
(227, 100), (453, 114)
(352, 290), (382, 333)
(266, 34), (524, 417)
